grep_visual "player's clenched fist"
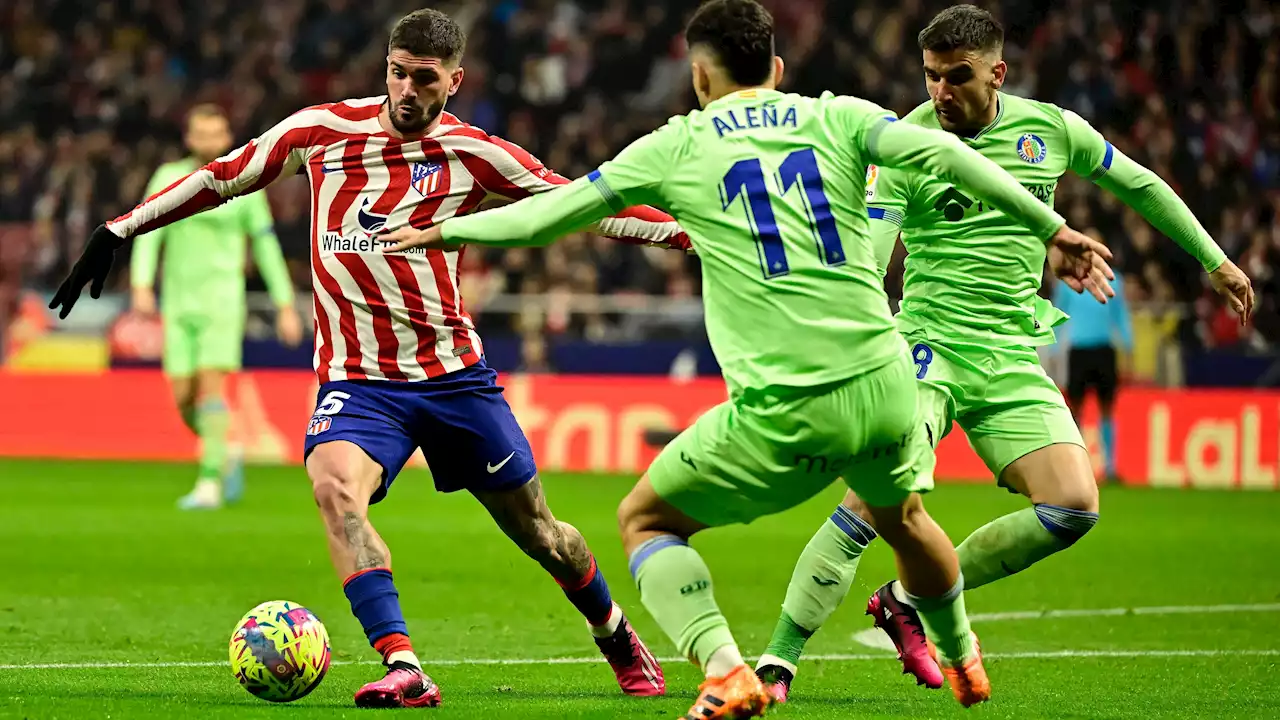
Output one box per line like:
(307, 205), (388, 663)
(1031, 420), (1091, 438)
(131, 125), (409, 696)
(48, 224), (127, 319)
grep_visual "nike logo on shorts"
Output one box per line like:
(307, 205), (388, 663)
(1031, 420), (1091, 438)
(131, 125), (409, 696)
(487, 452), (516, 474)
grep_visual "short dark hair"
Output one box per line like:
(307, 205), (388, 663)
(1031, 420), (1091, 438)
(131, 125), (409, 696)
(685, 0), (775, 87)
(186, 103), (227, 124)
(918, 5), (1004, 55)
(389, 9), (466, 64)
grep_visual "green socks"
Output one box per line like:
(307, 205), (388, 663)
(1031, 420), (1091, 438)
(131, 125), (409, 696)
(196, 398), (230, 483)
(956, 505), (1098, 590)
(760, 508), (877, 670)
(901, 577), (975, 664)
(629, 535), (738, 670)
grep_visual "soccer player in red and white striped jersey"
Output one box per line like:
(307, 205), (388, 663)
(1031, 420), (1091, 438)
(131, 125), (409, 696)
(50, 9), (672, 709)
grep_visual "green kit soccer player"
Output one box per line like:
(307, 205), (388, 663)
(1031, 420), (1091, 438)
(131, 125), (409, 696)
(380, 0), (1111, 714)
(130, 105), (303, 510)
(754, 5), (1256, 700)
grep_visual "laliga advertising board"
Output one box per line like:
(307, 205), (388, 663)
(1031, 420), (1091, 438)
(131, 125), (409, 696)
(0, 370), (1277, 490)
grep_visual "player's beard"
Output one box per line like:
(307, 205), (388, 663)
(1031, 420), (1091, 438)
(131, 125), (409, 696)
(390, 98), (445, 134)
(935, 93), (995, 136)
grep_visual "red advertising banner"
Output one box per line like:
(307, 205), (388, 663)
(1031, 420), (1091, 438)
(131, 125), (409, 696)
(1, 370), (1277, 489)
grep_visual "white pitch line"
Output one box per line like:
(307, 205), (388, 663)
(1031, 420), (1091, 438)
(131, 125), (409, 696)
(971, 602), (1280, 623)
(2, 649), (1278, 671)
(853, 601), (1280, 651)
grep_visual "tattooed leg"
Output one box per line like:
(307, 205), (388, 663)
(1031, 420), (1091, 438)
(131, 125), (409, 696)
(343, 511), (390, 572)
(306, 440), (426, 678)
(306, 440), (391, 578)
(473, 476), (592, 583)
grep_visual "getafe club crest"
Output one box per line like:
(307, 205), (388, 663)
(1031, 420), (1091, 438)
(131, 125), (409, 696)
(410, 162), (443, 197)
(1017, 134), (1048, 164)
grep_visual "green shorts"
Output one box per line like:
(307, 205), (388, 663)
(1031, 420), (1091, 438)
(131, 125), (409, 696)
(163, 312), (245, 377)
(905, 332), (1084, 483)
(647, 354), (935, 527)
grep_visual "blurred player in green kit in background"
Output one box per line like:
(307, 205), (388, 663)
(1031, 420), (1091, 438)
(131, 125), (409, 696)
(129, 104), (303, 510)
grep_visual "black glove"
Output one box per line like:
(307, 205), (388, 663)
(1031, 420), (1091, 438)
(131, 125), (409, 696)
(48, 223), (127, 319)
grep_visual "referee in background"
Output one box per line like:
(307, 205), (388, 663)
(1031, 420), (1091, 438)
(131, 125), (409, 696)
(1055, 271), (1133, 483)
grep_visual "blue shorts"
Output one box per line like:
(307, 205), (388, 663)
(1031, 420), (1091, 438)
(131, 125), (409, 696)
(303, 361), (536, 503)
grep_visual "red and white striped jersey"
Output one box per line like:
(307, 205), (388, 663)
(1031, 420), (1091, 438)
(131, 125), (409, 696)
(107, 97), (689, 383)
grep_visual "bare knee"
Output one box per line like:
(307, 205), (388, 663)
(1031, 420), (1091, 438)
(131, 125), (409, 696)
(311, 473), (360, 517)
(195, 370), (226, 404)
(617, 476), (704, 556)
(1026, 465), (1100, 515)
(1003, 445), (1100, 514)
(306, 444), (381, 518)
(1046, 478), (1099, 515)
(864, 493), (929, 543)
(839, 489), (878, 528)
(170, 378), (197, 417)
(617, 486), (652, 543)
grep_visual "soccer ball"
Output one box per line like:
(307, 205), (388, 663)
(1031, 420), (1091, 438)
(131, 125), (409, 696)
(229, 600), (331, 703)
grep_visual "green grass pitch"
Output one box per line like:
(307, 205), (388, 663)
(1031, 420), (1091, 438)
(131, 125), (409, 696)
(1, 458), (1278, 719)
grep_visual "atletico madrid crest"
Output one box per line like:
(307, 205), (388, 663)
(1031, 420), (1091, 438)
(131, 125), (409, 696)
(307, 416), (332, 436)
(410, 162), (443, 196)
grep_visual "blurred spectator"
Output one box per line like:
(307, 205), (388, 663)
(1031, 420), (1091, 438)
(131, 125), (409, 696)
(1, 0), (1277, 356)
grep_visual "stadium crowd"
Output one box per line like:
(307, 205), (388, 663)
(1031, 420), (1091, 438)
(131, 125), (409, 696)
(2, 0), (1277, 369)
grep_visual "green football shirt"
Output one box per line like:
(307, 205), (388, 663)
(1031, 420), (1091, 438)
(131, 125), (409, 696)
(441, 89), (1067, 395)
(868, 93), (1227, 347)
(130, 158), (295, 317)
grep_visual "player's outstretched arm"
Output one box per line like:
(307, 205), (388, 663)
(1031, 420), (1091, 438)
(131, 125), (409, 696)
(1063, 110), (1254, 321)
(385, 129), (677, 253)
(49, 111), (320, 319)
(869, 119), (1064, 240)
(866, 118), (1112, 288)
(108, 115), (316, 242)
(459, 133), (689, 250)
(383, 176), (617, 251)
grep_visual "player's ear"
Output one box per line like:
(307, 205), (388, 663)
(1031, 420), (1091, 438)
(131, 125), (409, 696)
(990, 59), (1007, 90)
(691, 60), (712, 103)
(772, 56), (785, 88)
(448, 66), (465, 96)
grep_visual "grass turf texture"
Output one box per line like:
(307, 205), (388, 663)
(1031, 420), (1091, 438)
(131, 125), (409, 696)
(0, 458), (1277, 719)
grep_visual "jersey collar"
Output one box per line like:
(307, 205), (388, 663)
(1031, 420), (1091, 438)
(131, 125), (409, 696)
(705, 87), (782, 109)
(960, 94), (1005, 142)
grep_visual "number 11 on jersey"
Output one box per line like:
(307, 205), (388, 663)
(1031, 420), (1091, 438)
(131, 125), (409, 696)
(720, 147), (846, 280)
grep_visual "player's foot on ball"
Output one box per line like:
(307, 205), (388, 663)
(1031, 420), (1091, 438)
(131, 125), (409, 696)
(866, 581), (945, 690)
(755, 663), (793, 704)
(177, 480), (222, 510)
(353, 661), (442, 708)
(593, 616), (665, 696)
(935, 632), (991, 708)
(684, 665), (772, 719)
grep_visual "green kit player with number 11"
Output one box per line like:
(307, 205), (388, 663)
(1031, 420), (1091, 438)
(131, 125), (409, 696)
(754, 4), (1256, 703)
(378, 0), (1111, 715)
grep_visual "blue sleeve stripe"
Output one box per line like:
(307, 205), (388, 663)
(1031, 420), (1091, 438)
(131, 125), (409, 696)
(1088, 142), (1115, 182)
(588, 169), (626, 214)
(867, 207), (886, 220)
